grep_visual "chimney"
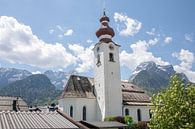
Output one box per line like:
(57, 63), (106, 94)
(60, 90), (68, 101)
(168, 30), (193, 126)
(13, 97), (20, 112)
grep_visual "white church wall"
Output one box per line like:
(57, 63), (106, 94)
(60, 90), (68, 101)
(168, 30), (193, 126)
(103, 43), (123, 117)
(123, 105), (150, 123)
(94, 44), (106, 121)
(58, 98), (96, 121)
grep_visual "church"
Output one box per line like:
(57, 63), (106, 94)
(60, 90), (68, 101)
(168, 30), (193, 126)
(58, 12), (151, 122)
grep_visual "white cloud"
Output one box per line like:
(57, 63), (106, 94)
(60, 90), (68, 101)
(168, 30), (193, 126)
(114, 12), (142, 37)
(68, 44), (94, 73)
(49, 29), (54, 34)
(148, 38), (159, 45)
(86, 39), (93, 43)
(64, 29), (73, 36)
(172, 49), (195, 82)
(164, 36), (173, 44)
(0, 16), (76, 68)
(146, 28), (156, 36)
(172, 49), (194, 69)
(185, 33), (193, 42)
(120, 39), (169, 70)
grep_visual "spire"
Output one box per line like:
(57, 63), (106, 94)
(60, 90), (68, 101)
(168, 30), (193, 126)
(103, 8), (106, 16)
(96, 10), (115, 43)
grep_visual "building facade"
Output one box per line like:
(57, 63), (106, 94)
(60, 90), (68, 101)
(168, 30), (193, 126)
(58, 12), (151, 122)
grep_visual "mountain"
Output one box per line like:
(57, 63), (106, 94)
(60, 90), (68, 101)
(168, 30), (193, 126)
(130, 61), (188, 95)
(0, 74), (61, 106)
(44, 70), (70, 90)
(0, 67), (70, 90)
(0, 67), (32, 88)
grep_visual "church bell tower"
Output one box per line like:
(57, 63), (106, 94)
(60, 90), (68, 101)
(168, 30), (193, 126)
(93, 11), (122, 121)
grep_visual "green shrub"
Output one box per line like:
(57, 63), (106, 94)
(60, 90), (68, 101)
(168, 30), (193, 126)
(124, 116), (133, 125)
(104, 115), (133, 125)
(104, 116), (115, 121)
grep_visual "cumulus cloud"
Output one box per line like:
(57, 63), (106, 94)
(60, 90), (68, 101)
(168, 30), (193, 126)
(164, 36), (173, 44)
(146, 28), (156, 36)
(0, 16), (76, 68)
(185, 33), (193, 42)
(120, 38), (169, 70)
(64, 29), (73, 36)
(172, 49), (195, 82)
(148, 38), (159, 45)
(68, 44), (94, 73)
(114, 12), (142, 36)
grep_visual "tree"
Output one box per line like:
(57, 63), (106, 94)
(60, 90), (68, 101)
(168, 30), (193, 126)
(149, 75), (195, 129)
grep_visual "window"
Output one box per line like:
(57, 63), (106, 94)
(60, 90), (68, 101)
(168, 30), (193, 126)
(12, 100), (17, 111)
(70, 106), (73, 117)
(96, 54), (101, 66)
(109, 53), (114, 62)
(83, 106), (86, 120)
(97, 54), (100, 63)
(125, 108), (129, 116)
(149, 109), (152, 119)
(137, 109), (142, 121)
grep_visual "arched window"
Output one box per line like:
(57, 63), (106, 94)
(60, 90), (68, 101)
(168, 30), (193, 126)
(137, 109), (142, 121)
(125, 108), (129, 116)
(149, 109), (152, 119)
(82, 106), (86, 121)
(97, 54), (101, 64)
(109, 53), (114, 62)
(70, 106), (73, 117)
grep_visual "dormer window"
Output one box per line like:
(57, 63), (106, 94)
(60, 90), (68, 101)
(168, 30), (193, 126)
(109, 53), (114, 62)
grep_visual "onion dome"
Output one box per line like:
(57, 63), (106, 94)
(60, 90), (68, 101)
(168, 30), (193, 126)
(96, 11), (115, 43)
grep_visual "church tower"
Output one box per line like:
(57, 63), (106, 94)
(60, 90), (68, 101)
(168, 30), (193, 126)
(93, 11), (122, 121)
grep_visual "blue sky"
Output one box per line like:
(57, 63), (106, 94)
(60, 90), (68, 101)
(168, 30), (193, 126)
(0, 0), (195, 82)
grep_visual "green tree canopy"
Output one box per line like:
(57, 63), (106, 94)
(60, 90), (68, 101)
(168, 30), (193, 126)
(149, 75), (195, 129)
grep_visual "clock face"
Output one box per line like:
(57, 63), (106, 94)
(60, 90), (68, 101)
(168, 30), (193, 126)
(109, 44), (114, 50)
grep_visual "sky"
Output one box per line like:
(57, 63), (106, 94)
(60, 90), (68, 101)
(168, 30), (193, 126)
(0, 0), (195, 82)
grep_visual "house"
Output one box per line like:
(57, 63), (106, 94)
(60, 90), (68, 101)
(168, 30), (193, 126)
(0, 96), (28, 112)
(0, 109), (89, 129)
(58, 11), (151, 122)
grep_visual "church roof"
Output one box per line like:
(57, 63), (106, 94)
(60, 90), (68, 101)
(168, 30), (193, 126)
(59, 75), (150, 104)
(59, 75), (95, 99)
(121, 81), (150, 104)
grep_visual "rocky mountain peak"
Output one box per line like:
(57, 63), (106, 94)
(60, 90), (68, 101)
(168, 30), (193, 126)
(130, 61), (188, 95)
